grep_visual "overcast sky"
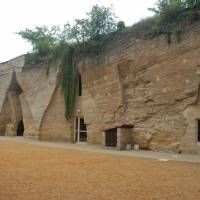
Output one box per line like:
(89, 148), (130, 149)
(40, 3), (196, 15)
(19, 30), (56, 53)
(0, 0), (156, 62)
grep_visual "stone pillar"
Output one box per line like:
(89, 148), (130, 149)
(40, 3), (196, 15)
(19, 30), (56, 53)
(102, 131), (106, 147)
(19, 93), (39, 140)
(117, 128), (131, 150)
(7, 91), (23, 136)
(5, 123), (15, 136)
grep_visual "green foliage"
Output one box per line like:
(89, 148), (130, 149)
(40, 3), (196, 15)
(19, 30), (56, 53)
(129, 17), (160, 38)
(18, 5), (120, 119)
(18, 4), (118, 63)
(18, 26), (60, 56)
(117, 21), (126, 32)
(87, 4), (117, 39)
(63, 4), (118, 43)
(150, 0), (200, 24)
(60, 46), (76, 119)
(148, 0), (200, 41)
(127, 0), (200, 43)
(18, 26), (65, 66)
(63, 19), (89, 44)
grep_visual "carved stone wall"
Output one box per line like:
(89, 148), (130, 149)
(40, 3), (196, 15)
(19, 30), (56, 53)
(16, 64), (58, 139)
(1, 22), (200, 153)
(79, 22), (200, 153)
(40, 85), (72, 142)
(182, 88), (200, 154)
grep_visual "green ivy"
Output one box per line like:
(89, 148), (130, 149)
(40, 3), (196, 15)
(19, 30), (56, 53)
(60, 46), (76, 119)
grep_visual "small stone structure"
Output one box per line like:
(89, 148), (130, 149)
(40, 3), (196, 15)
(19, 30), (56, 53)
(1, 22), (200, 154)
(102, 125), (133, 150)
(117, 126), (133, 150)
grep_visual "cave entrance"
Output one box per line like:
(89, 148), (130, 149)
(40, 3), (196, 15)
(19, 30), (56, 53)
(197, 119), (200, 142)
(17, 120), (24, 136)
(105, 128), (117, 147)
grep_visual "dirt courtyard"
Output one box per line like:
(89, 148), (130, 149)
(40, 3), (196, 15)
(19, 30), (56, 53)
(0, 140), (199, 200)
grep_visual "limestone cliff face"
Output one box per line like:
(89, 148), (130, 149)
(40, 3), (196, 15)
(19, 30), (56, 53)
(0, 53), (72, 141)
(39, 85), (72, 142)
(80, 22), (200, 153)
(1, 22), (200, 153)
(16, 64), (59, 139)
(0, 56), (24, 112)
(0, 56), (24, 135)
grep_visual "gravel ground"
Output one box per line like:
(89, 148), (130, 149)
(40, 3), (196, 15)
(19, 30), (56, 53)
(0, 140), (200, 200)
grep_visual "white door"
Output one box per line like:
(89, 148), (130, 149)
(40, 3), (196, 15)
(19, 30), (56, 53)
(75, 117), (87, 143)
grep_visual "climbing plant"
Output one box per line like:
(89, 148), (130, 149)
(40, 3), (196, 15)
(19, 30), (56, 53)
(60, 46), (76, 119)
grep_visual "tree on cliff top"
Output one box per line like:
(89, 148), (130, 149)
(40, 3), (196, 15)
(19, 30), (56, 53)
(63, 5), (118, 44)
(18, 4), (118, 59)
(150, 0), (200, 23)
(18, 26), (61, 60)
(145, 0), (200, 42)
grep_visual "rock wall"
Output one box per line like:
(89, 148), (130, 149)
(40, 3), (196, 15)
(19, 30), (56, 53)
(16, 64), (58, 139)
(40, 85), (72, 142)
(1, 22), (200, 153)
(0, 96), (12, 135)
(0, 57), (68, 140)
(5, 91), (23, 136)
(0, 56), (24, 136)
(79, 22), (200, 153)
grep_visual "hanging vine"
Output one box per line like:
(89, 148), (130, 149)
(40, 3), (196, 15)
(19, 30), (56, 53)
(60, 46), (77, 119)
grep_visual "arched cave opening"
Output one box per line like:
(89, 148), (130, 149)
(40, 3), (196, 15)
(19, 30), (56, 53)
(17, 120), (24, 136)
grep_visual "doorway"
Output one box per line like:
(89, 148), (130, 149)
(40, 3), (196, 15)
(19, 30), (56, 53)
(17, 120), (24, 136)
(197, 119), (200, 142)
(75, 117), (87, 143)
(105, 128), (117, 147)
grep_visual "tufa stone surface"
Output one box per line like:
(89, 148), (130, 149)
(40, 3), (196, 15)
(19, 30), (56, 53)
(1, 23), (200, 153)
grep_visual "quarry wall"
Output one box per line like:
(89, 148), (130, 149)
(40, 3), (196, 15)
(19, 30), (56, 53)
(80, 22), (200, 153)
(1, 22), (200, 153)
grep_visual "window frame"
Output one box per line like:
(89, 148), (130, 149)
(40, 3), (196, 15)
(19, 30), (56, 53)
(74, 117), (87, 143)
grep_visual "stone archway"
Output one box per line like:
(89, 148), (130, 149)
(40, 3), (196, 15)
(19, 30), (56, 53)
(3, 72), (24, 136)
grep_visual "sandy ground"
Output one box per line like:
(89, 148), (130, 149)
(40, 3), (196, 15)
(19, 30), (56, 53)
(0, 140), (200, 200)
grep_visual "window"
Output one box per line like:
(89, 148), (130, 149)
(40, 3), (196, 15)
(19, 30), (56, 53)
(78, 73), (82, 96)
(75, 117), (87, 142)
(197, 119), (200, 142)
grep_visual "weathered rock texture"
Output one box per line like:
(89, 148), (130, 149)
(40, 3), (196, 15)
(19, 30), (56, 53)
(80, 22), (200, 154)
(0, 56), (24, 136)
(1, 22), (200, 154)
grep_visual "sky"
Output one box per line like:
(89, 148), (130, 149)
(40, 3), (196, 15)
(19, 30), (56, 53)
(0, 0), (156, 62)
